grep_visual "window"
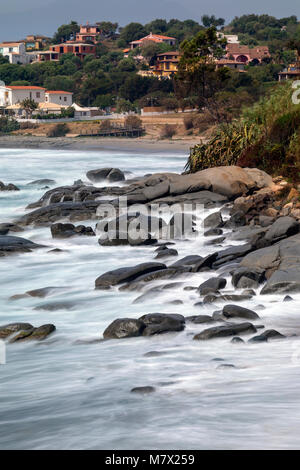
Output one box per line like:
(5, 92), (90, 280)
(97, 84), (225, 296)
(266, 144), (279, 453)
(64, 97), (67, 102)
(60, 96), (62, 100)
(36, 92), (40, 98)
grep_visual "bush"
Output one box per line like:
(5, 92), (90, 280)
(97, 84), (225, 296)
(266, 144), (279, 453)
(0, 116), (20, 134)
(160, 124), (177, 139)
(99, 120), (113, 131)
(183, 116), (194, 130)
(124, 115), (142, 129)
(46, 123), (70, 137)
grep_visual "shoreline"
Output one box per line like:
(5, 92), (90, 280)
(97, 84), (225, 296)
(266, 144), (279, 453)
(0, 135), (200, 153)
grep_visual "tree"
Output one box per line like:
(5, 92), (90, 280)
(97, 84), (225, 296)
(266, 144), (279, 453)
(53, 21), (80, 43)
(21, 98), (38, 118)
(201, 15), (225, 28)
(96, 22), (118, 38)
(174, 27), (230, 109)
(120, 23), (147, 44)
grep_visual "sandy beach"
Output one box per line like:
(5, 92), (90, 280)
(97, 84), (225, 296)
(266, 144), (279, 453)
(0, 135), (200, 153)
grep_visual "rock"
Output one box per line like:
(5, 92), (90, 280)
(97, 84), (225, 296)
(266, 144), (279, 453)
(0, 235), (43, 256)
(204, 228), (223, 237)
(231, 267), (265, 288)
(27, 179), (56, 186)
(170, 255), (202, 268)
(140, 313), (185, 336)
(213, 244), (253, 268)
(0, 323), (33, 339)
(204, 211), (223, 229)
(0, 181), (19, 191)
(143, 351), (168, 357)
(192, 253), (218, 272)
(143, 181), (169, 201)
(249, 330), (286, 343)
(222, 305), (260, 320)
(259, 215), (275, 227)
(103, 318), (145, 339)
(0, 223), (23, 235)
(33, 301), (76, 311)
(10, 324), (56, 342)
(205, 236), (226, 246)
(231, 337), (245, 344)
(86, 168), (125, 183)
(169, 166), (273, 199)
(95, 262), (167, 289)
(185, 315), (215, 324)
(283, 295), (293, 302)
(217, 363), (236, 369)
(51, 223), (95, 238)
(198, 277), (227, 295)
(264, 216), (299, 243)
(194, 322), (257, 340)
(131, 386), (155, 394)
(99, 230), (157, 247)
(19, 201), (100, 226)
(155, 248), (178, 259)
(225, 210), (246, 228)
(10, 286), (64, 300)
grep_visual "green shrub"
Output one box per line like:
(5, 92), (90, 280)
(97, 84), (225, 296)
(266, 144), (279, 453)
(160, 124), (177, 139)
(0, 116), (20, 134)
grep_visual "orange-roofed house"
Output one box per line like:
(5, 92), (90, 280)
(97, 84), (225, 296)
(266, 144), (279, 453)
(0, 85), (46, 107)
(37, 43), (96, 62)
(45, 90), (73, 106)
(226, 44), (271, 64)
(130, 32), (176, 50)
(152, 51), (181, 78)
(76, 23), (101, 43)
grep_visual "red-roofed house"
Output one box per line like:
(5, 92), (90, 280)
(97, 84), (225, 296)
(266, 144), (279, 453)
(37, 42), (96, 61)
(130, 32), (176, 50)
(226, 44), (271, 64)
(45, 90), (73, 106)
(76, 23), (101, 43)
(0, 85), (46, 106)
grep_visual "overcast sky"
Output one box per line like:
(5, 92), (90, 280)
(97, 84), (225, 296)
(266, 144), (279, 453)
(1, 0), (299, 41)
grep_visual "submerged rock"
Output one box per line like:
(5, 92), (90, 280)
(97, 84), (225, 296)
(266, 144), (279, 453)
(222, 305), (260, 320)
(194, 322), (257, 340)
(0, 181), (19, 191)
(249, 330), (286, 343)
(0, 322), (55, 342)
(0, 235), (44, 256)
(51, 223), (95, 238)
(131, 386), (155, 394)
(86, 168), (125, 183)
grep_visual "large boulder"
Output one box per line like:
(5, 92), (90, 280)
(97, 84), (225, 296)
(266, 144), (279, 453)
(95, 262), (167, 289)
(222, 305), (260, 320)
(86, 168), (125, 183)
(198, 277), (227, 295)
(0, 181), (19, 191)
(169, 166), (273, 199)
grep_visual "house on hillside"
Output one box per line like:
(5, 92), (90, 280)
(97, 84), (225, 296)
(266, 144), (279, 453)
(0, 42), (34, 64)
(217, 33), (239, 44)
(24, 35), (50, 51)
(226, 44), (271, 64)
(215, 59), (245, 71)
(130, 33), (176, 50)
(36, 42), (96, 61)
(45, 90), (73, 107)
(152, 51), (180, 78)
(0, 85), (46, 107)
(279, 63), (300, 81)
(76, 23), (101, 43)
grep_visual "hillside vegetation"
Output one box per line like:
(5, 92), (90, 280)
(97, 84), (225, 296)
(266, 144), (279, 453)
(187, 82), (300, 182)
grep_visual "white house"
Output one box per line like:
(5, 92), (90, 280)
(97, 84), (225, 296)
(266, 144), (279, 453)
(217, 33), (240, 44)
(0, 85), (46, 107)
(45, 90), (73, 107)
(0, 42), (33, 64)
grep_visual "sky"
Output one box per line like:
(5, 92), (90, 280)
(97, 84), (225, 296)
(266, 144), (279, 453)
(0, 0), (299, 41)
